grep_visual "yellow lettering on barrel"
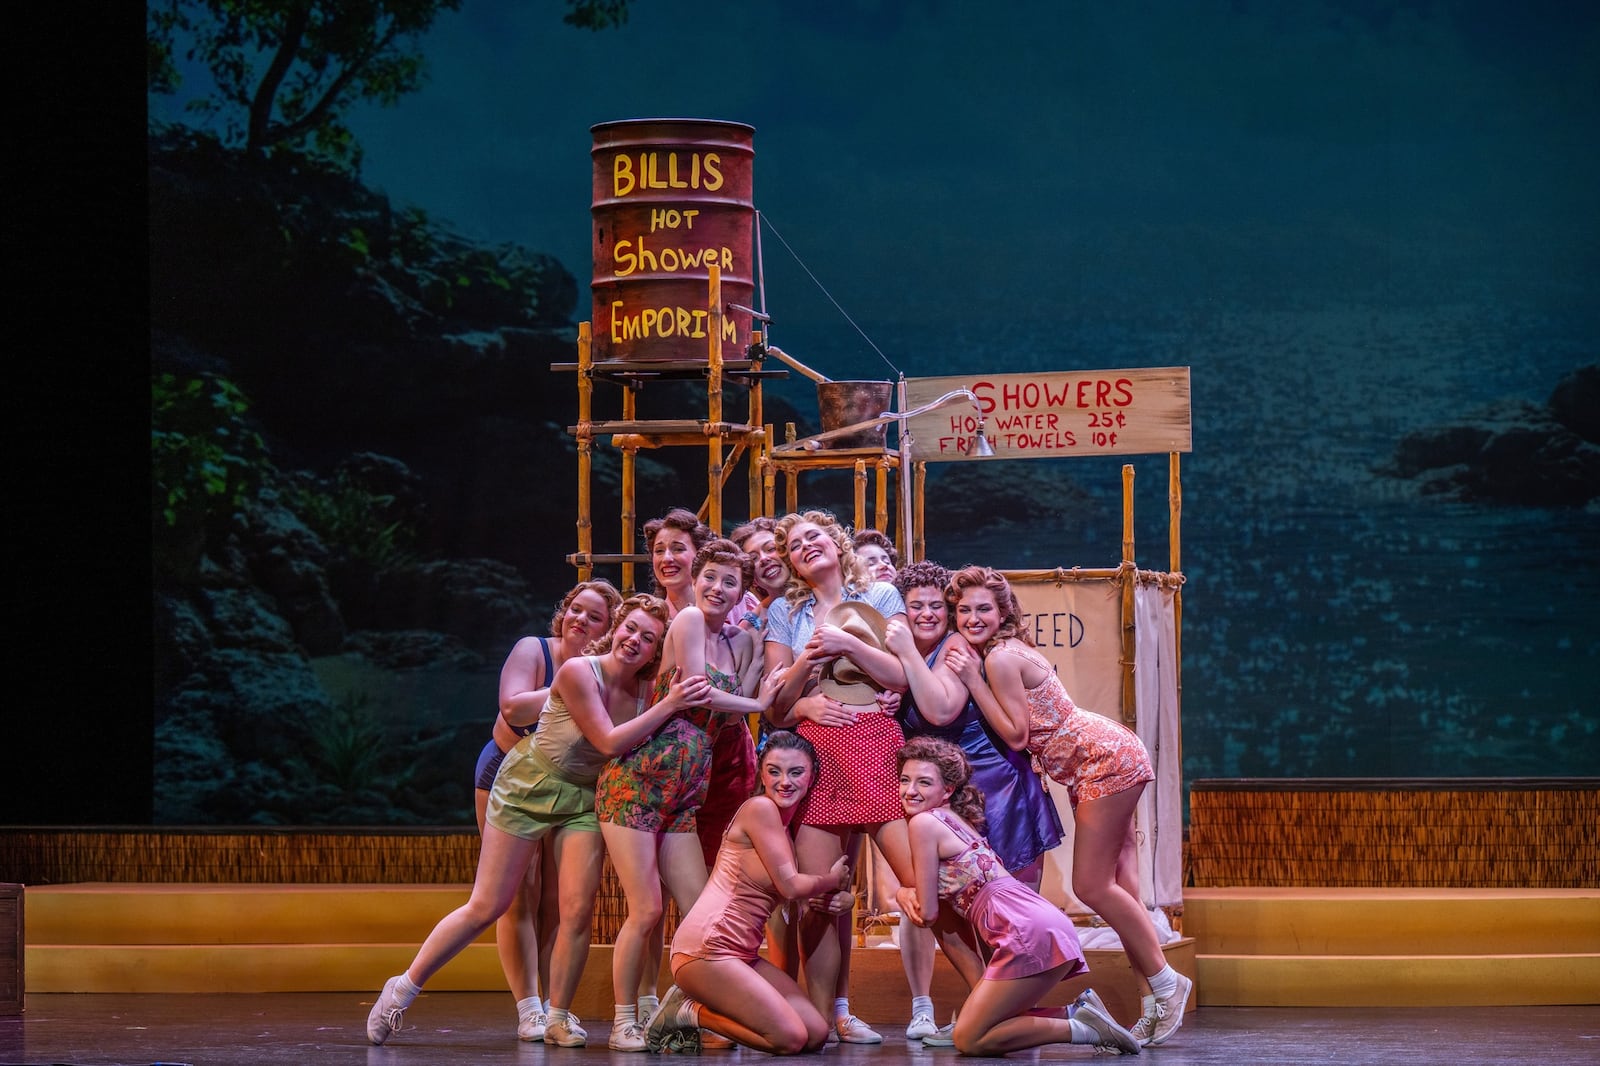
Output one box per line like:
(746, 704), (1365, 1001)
(613, 155), (635, 198)
(676, 307), (692, 334)
(691, 310), (708, 337)
(641, 308), (659, 335)
(703, 154), (722, 191)
(667, 153), (688, 189)
(721, 316), (737, 343)
(609, 300), (626, 342)
(721, 246), (733, 271)
(614, 239), (636, 277)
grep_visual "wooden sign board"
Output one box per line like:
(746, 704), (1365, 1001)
(905, 367), (1192, 461)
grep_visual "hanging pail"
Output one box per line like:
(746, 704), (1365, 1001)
(590, 118), (755, 363)
(817, 381), (894, 449)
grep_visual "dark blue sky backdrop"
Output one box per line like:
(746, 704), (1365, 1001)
(313, 0), (1599, 366)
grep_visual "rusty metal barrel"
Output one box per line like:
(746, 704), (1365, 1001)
(590, 118), (755, 363)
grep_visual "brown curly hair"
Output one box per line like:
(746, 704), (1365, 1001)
(894, 560), (950, 600)
(729, 515), (777, 547)
(897, 736), (986, 833)
(643, 507), (713, 595)
(586, 593), (670, 676)
(549, 579), (624, 639)
(773, 510), (873, 605)
(852, 528), (899, 568)
(946, 565), (1033, 656)
(692, 537), (755, 594)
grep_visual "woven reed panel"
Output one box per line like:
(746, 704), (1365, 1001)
(1188, 779), (1600, 887)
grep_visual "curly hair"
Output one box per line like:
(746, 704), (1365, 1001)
(586, 593), (670, 676)
(773, 510), (873, 605)
(729, 515), (777, 547)
(549, 579), (624, 639)
(852, 528), (899, 568)
(894, 559), (950, 600)
(946, 565), (1033, 655)
(692, 536), (755, 593)
(643, 507), (713, 595)
(756, 729), (820, 797)
(897, 736), (986, 833)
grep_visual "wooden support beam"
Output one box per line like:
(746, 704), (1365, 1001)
(576, 322), (594, 582)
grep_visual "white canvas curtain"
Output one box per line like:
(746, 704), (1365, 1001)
(1134, 582), (1184, 908)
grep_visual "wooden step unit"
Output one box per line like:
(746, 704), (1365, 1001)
(1184, 887), (1600, 1007)
(23, 882), (1193, 1024)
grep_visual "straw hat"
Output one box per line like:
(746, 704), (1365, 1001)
(817, 601), (890, 705)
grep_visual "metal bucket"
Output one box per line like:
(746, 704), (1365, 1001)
(817, 381), (894, 449)
(590, 118), (755, 363)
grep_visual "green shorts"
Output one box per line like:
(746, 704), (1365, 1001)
(486, 742), (600, 840)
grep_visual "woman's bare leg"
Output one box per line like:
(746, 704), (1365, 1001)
(951, 965), (1076, 1056)
(793, 824), (850, 1020)
(405, 823), (536, 987)
(599, 822), (665, 1007)
(545, 826), (606, 1010)
(676, 956), (831, 1054)
(1071, 785), (1166, 981)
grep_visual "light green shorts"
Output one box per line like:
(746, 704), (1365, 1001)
(486, 743), (599, 840)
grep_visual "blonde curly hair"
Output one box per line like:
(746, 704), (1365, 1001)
(773, 510), (874, 605)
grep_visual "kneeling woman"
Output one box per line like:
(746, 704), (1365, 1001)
(895, 736), (1140, 1057)
(645, 731), (854, 1055)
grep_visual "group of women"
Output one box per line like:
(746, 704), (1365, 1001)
(365, 508), (1191, 1055)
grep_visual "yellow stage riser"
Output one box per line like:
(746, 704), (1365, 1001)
(26, 885), (481, 945)
(25, 942), (1195, 1024)
(1196, 953), (1600, 1007)
(1184, 888), (1600, 955)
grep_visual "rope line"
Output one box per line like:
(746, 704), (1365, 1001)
(758, 213), (902, 379)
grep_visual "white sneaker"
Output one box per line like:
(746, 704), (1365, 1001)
(1128, 1001), (1158, 1047)
(645, 986), (700, 1052)
(365, 975), (407, 1046)
(1073, 997), (1140, 1055)
(836, 1015), (883, 1044)
(1075, 987), (1109, 1019)
(544, 1013), (588, 1047)
(906, 1011), (938, 1040)
(920, 1021), (957, 1047)
(609, 1020), (648, 1051)
(1148, 972), (1193, 1046)
(637, 1000), (656, 1030)
(518, 1009), (548, 1041)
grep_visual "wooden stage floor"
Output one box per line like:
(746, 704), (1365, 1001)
(2, 994), (1596, 1065)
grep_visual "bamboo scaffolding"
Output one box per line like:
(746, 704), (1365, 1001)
(1119, 464), (1137, 729)
(706, 265), (724, 533)
(575, 323), (594, 581)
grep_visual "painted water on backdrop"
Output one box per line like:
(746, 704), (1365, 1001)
(765, 296), (1599, 781)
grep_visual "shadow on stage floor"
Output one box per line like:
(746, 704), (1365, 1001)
(2, 994), (1597, 1066)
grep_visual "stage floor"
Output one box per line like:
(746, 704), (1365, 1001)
(2, 994), (1596, 1065)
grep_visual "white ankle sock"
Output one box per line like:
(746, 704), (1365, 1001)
(517, 995), (543, 1020)
(833, 998), (851, 1022)
(1069, 1018), (1095, 1044)
(548, 1007), (572, 1028)
(911, 995), (934, 1017)
(614, 1004), (637, 1027)
(638, 993), (660, 1014)
(392, 972), (421, 1008)
(1149, 964), (1178, 1000)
